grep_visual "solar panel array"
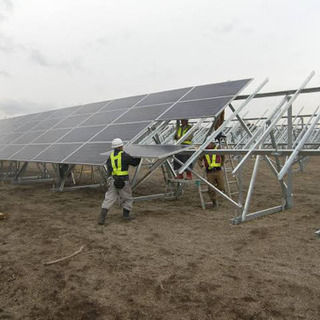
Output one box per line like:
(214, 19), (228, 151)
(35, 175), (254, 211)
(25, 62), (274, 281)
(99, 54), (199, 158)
(0, 78), (252, 165)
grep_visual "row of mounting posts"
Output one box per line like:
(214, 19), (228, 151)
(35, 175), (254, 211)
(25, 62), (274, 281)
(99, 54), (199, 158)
(233, 71), (315, 176)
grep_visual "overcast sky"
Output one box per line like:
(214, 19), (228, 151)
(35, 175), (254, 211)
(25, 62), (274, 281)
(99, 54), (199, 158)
(1, 0), (320, 119)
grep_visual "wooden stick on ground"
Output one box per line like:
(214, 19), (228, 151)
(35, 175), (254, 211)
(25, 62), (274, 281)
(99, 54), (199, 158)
(44, 245), (85, 266)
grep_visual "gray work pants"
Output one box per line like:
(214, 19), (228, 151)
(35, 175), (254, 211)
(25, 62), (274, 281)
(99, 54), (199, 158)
(101, 180), (133, 211)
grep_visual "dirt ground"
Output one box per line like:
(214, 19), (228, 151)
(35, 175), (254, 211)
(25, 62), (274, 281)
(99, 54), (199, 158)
(0, 157), (320, 320)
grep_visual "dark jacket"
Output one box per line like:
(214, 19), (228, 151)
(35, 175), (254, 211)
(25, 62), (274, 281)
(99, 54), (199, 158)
(106, 148), (141, 179)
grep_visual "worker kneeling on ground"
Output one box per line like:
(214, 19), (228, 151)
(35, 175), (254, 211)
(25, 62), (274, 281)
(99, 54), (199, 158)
(98, 138), (141, 225)
(197, 141), (225, 209)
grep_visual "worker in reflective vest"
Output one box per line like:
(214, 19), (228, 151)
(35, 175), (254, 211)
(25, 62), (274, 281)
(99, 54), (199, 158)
(197, 141), (225, 209)
(98, 138), (141, 225)
(174, 119), (193, 179)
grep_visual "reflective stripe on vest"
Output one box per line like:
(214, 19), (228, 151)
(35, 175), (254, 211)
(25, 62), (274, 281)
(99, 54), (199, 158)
(110, 151), (129, 176)
(205, 147), (222, 169)
(177, 125), (192, 145)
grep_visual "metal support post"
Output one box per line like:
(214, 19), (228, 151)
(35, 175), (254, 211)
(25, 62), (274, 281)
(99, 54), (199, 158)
(13, 162), (29, 182)
(241, 155), (261, 222)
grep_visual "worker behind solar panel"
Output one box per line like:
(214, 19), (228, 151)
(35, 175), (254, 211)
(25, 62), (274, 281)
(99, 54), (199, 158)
(214, 110), (226, 140)
(173, 119), (193, 180)
(197, 141), (225, 209)
(98, 138), (141, 225)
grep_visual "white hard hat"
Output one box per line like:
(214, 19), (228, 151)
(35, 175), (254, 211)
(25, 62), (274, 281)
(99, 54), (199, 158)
(112, 138), (124, 148)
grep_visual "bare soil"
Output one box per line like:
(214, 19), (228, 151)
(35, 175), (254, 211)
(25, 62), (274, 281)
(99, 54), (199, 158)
(0, 158), (320, 320)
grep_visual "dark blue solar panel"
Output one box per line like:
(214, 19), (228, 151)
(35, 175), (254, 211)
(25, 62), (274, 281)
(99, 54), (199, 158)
(63, 142), (112, 165)
(33, 143), (83, 163)
(59, 126), (105, 143)
(102, 95), (147, 111)
(12, 131), (46, 144)
(33, 129), (71, 144)
(80, 110), (124, 127)
(91, 122), (151, 142)
(11, 144), (50, 161)
(157, 97), (231, 121)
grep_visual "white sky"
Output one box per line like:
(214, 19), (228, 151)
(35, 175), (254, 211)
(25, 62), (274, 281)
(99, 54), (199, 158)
(1, 0), (320, 119)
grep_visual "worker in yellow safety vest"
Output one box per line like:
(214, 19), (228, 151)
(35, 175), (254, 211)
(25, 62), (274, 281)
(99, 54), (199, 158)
(197, 141), (225, 209)
(98, 138), (141, 225)
(174, 119), (193, 180)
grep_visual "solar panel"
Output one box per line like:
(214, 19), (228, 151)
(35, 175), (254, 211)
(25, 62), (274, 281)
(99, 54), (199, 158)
(135, 87), (191, 107)
(180, 79), (251, 101)
(114, 104), (170, 123)
(33, 129), (72, 144)
(12, 131), (46, 144)
(52, 114), (89, 129)
(33, 143), (83, 163)
(13, 121), (42, 132)
(91, 122), (151, 142)
(64, 142), (112, 165)
(0, 78), (252, 165)
(50, 105), (83, 118)
(32, 118), (64, 131)
(10, 144), (50, 161)
(0, 132), (24, 144)
(31, 110), (55, 121)
(158, 79), (252, 120)
(80, 110), (124, 127)
(0, 145), (25, 159)
(73, 101), (110, 115)
(59, 126), (105, 143)
(103, 95), (147, 111)
(157, 97), (231, 121)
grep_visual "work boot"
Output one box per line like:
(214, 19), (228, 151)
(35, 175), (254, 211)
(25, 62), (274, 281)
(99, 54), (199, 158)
(175, 173), (184, 179)
(98, 208), (108, 225)
(185, 171), (192, 180)
(212, 200), (219, 209)
(122, 208), (135, 221)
